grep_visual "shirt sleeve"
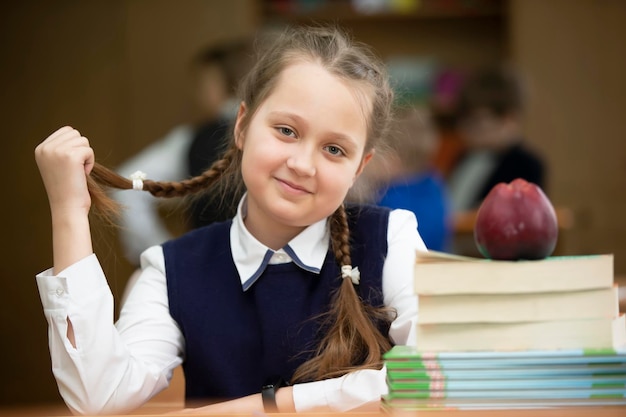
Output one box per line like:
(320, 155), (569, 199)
(35, 247), (184, 415)
(292, 208), (425, 412)
(112, 125), (194, 264)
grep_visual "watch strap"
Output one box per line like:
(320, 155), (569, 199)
(262, 376), (284, 413)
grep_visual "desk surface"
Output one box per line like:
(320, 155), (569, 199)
(2, 404), (626, 417)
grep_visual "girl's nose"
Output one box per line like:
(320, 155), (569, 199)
(286, 146), (316, 177)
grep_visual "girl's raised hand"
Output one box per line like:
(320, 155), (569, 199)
(35, 126), (95, 218)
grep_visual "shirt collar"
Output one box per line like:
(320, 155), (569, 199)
(230, 194), (330, 291)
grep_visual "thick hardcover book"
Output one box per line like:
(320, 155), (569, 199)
(418, 286), (619, 324)
(414, 251), (614, 295)
(414, 314), (626, 351)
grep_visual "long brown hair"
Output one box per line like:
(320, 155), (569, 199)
(88, 24), (396, 382)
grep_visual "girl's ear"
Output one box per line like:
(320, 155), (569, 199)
(354, 149), (375, 181)
(234, 101), (247, 150)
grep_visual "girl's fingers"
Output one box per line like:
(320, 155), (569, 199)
(54, 128), (83, 144)
(52, 125), (76, 138)
(82, 141), (95, 175)
(36, 127), (91, 164)
(48, 128), (86, 148)
(35, 126), (95, 201)
(38, 125), (77, 146)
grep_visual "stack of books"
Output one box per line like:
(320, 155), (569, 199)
(414, 251), (624, 351)
(383, 345), (626, 410)
(383, 251), (626, 410)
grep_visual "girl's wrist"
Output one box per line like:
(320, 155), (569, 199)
(50, 208), (93, 274)
(275, 385), (296, 413)
(50, 204), (91, 222)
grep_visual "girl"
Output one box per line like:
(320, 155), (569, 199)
(34, 25), (425, 415)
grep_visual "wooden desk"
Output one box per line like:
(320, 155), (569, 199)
(2, 405), (625, 417)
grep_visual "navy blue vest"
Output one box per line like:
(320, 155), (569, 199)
(163, 205), (390, 402)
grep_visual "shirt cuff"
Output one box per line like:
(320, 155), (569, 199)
(36, 253), (108, 310)
(292, 368), (388, 412)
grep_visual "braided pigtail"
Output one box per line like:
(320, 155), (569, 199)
(291, 204), (394, 382)
(87, 144), (242, 223)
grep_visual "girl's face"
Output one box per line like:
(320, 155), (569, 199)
(235, 61), (373, 248)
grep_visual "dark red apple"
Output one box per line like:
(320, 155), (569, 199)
(474, 178), (558, 260)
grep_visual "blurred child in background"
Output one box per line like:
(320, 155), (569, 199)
(446, 65), (546, 212)
(114, 39), (253, 265)
(352, 106), (452, 252)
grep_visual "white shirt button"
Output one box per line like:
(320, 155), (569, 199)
(55, 288), (65, 297)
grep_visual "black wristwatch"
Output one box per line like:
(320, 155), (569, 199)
(262, 376), (285, 413)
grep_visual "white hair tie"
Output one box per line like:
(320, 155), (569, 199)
(129, 170), (147, 191)
(341, 265), (360, 285)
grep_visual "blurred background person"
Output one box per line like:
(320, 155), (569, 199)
(445, 65), (546, 214)
(114, 38), (253, 266)
(351, 106), (453, 252)
(429, 67), (467, 180)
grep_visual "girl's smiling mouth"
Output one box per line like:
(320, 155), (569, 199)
(276, 177), (313, 194)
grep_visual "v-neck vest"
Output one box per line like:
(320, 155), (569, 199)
(163, 204), (390, 402)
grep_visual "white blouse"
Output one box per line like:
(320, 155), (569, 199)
(36, 203), (425, 415)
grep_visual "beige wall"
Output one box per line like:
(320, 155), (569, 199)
(509, 0), (626, 272)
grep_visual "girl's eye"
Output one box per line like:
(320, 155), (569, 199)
(278, 127), (296, 137)
(324, 145), (344, 156)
